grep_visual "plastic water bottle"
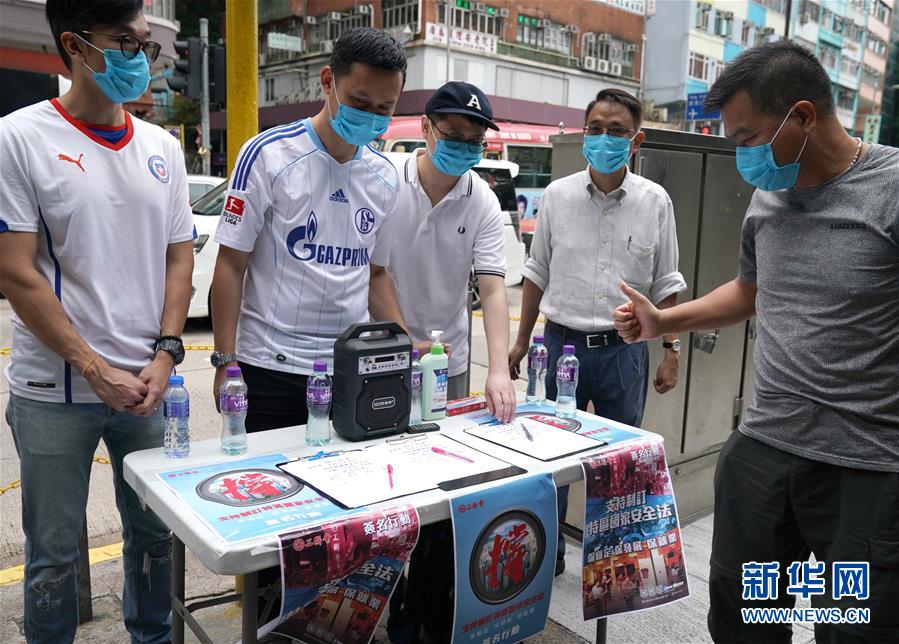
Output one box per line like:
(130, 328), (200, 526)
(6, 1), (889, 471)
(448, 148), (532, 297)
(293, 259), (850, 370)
(163, 375), (190, 458)
(410, 348), (423, 425)
(220, 366), (248, 455)
(526, 335), (549, 404)
(306, 360), (332, 447)
(555, 345), (579, 419)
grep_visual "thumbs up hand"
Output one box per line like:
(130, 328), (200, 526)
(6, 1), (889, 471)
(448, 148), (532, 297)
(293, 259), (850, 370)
(613, 282), (663, 343)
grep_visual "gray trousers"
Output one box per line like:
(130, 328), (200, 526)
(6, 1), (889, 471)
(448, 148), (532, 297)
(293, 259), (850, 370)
(447, 373), (468, 401)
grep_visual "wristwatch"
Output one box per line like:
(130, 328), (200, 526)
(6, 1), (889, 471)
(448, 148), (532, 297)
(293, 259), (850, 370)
(662, 339), (681, 353)
(210, 351), (239, 368)
(154, 336), (185, 365)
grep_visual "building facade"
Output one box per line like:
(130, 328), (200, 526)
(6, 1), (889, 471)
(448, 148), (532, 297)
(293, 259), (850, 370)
(878, 4), (899, 144)
(0, 0), (181, 118)
(644, 0), (895, 136)
(250, 0), (650, 129)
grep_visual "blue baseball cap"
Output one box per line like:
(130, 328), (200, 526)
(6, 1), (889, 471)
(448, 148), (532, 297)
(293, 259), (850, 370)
(425, 81), (499, 130)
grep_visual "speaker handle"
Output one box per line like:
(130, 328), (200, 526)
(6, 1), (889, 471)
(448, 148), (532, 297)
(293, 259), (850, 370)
(337, 321), (408, 344)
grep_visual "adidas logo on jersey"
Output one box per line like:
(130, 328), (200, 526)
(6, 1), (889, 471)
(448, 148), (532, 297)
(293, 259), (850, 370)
(329, 188), (349, 203)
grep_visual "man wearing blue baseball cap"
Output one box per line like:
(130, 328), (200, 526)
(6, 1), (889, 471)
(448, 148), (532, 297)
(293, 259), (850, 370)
(388, 81), (516, 422)
(386, 82), (516, 641)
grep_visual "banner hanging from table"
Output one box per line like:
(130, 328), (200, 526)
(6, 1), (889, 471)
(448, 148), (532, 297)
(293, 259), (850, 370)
(157, 453), (344, 543)
(262, 505), (420, 642)
(450, 473), (556, 644)
(581, 439), (689, 620)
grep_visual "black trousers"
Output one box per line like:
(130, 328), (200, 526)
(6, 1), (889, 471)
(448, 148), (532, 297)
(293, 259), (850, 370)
(239, 361), (309, 433)
(708, 431), (899, 643)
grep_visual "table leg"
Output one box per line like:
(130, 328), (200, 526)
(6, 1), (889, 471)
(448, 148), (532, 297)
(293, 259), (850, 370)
(595, 617), (607, 643)
(242, 571), (259, 644)
(172, 535), (185, 644)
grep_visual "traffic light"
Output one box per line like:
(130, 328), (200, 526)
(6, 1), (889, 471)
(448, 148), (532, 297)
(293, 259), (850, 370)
(212, 44), (226, 106)
(168, 37), (202, 98)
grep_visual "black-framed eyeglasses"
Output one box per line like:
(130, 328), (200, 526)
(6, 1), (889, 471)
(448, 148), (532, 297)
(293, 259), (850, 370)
(429, 117), (488, 151)
(583, 124), (635, 138)
(80, 31), (162, 64)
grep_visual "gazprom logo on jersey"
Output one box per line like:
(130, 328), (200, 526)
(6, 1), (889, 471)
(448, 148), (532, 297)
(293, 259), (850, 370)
(286, 211), (371, 267)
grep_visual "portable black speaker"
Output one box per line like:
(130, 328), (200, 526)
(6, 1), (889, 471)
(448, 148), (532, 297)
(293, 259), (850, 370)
(332, 322), (412, 441)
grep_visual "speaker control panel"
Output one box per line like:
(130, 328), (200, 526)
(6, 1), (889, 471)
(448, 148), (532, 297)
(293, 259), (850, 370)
(358, 351), (410, 375)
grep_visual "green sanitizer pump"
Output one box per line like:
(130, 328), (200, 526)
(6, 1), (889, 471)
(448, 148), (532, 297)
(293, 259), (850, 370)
(419, 330), (448, 421)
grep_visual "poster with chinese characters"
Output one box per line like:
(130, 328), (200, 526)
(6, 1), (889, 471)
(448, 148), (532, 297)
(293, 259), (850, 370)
(450, 474), (557, 644)
(157, 454), (344, 544)
(461, 403), (650, 450)
(580, 439), (689, 620)
(264, 505), (420, 642)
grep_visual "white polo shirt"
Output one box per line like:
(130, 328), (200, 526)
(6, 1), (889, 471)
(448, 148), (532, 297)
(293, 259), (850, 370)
(1, 99), (194, 403)
(387, 150), (506, 376)
(215, 118), (399, 375)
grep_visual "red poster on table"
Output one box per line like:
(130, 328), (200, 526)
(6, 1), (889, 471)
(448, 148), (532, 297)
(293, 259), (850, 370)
(260, 505), (420, 643)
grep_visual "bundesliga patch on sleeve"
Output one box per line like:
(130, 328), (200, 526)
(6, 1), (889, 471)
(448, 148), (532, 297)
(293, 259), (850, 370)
(223, 195), (245, 225)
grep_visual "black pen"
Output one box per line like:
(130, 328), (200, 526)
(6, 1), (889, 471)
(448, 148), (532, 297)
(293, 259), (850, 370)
(520, 423), (534, 442)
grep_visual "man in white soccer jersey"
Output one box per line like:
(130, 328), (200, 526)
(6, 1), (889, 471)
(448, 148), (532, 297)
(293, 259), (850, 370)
(388, 82), (516, 423)
(0, 1), (193, 641)
(211, 27), (413, 431)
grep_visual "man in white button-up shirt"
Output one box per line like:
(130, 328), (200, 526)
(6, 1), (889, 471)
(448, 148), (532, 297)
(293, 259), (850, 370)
(509, 88), (687, 574)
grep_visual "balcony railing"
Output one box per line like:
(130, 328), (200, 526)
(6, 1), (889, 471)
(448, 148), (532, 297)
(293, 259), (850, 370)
(496, 41), (579, 69)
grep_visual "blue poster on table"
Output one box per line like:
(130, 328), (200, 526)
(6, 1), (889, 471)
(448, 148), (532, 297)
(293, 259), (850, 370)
(466, 402), (648, 448)
(450, 473), (557, 644)
(157, 453), (345, 543)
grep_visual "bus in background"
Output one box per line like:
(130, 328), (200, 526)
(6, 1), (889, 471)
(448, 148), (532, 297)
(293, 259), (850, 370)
(372, 117), (562, 245)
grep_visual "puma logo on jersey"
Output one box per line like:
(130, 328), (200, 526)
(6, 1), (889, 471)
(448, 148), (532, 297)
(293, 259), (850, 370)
(58, 153), (85, 172)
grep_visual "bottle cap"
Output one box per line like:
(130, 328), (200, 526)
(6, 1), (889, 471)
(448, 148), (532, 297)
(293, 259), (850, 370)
(430, 343), (445, 355)
(225, 366), (241, 378)
(533, 335), (544, 344)
(168, 375), (184, 385)
(412, 348), (420, 360)
(313, 360), (328, 373)
(562, 345), (576, 355)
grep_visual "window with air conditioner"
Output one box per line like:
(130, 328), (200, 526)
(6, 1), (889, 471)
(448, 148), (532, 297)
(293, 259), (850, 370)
(441, 2), (503, 36)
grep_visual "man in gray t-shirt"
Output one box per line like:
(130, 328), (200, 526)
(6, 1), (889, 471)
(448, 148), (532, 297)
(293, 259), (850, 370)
(613, 41), (898, 643)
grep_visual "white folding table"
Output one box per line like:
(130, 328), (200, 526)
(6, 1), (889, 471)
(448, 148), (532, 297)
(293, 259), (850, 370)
(124, 412), (658, 643)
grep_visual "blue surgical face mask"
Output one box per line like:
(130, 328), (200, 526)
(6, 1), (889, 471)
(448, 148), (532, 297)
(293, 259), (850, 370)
(78, 34), (150, 104)
(328, 83), (391, 147)
(582, 133), (635, 174)
(429, 138), (483, 176)
(735, 107), (808, 191)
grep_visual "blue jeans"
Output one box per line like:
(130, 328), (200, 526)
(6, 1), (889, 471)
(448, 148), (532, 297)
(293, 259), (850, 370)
(6, 394), (172, 644)
(545, 323), (649, 560)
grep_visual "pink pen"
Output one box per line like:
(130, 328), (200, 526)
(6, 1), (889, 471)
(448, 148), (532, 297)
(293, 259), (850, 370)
(431, 446), (475, 463)
(387, 464), (395, 489)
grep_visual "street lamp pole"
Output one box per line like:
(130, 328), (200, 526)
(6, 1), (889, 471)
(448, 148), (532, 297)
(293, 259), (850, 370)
(445, 0), (453, 82)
